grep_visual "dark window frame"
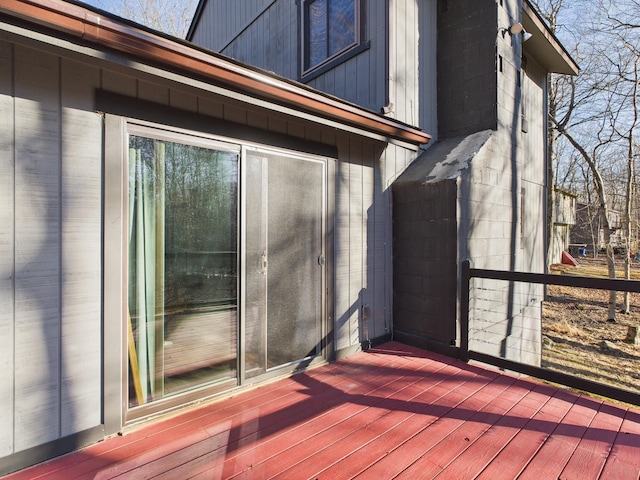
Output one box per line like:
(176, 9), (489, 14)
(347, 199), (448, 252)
(300, 0), (366, 80)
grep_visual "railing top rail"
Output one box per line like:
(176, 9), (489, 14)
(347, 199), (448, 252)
(463, 260), (640, 293)
(459, 259), (640, 406)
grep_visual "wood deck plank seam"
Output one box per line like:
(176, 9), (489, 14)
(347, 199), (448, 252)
(476, 386), (579, 480)
(350, 372), (522, 479)
(598, 408), (640, 478)
(131, 352), (447, 479)
(222, 362), (468, 478)
(515, 394), (604, 479)
(390, 377), (536, 479)
(273, 371), (491, 479)
(295, 370), (498, 480)
(557, 402), (626, 480)
(429, 384), (557, 479)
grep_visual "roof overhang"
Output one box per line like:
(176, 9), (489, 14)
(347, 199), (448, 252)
(0, 0), (431, 146)
(523, 0), (579, 75)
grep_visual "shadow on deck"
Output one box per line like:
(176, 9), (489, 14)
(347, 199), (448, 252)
(4, 342), (640, 479)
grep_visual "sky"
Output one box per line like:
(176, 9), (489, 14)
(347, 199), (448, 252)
(76, 0), (199, 37)
(79, 0), (119, 13)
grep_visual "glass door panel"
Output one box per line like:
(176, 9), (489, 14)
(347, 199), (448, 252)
(127, 133), (239, 408)
(245, 151), (325, 377)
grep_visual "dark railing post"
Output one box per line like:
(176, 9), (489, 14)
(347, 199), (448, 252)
(460, 260), (470, 362)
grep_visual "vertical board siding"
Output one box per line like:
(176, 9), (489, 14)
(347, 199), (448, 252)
(462, 130), (545, 365)
(197, 0), (300, 81)
(1, 44), (104, 458)
(372, 145), (388, 339)
(59, 58), (102, 437)
(418, 0), (438, 136)
(2, 27), (420, 468)
(191, 0), (387, 113)
(521, 59), (546, 184)
(389, 0), (420, 126)
(191, 0), (272, 54)
(361, 142), (376, 337)
(101, 70), (137, 98)
(13, 46), (61, 451)
(348, 140), (364, 346)
(334, 136), (352, 351)
(0, 41), (15, 458)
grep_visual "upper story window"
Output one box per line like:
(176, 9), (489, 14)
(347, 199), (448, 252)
(303, 0), (361, 75)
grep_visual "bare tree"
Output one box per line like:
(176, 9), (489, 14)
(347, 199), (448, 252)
(83, 0), (198, 38)
(603, 16), (640, 312)
(533, 0), (640, 322)
(530, 0), (575, 269)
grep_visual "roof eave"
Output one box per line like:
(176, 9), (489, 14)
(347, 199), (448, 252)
(0, 0), (431, 146)
(523, 1), (579, 75)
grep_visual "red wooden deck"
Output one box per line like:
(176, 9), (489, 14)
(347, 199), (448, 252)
(4, 342), (640, 480)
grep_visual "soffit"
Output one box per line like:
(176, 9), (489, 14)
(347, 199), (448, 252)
(523, 1), (579, 75)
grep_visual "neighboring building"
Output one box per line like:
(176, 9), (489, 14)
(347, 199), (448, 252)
(0, 0), (430, 474)
(550, 187), (577, 263)
(188, 0), (578, 363)
(571, 203), (625, 254)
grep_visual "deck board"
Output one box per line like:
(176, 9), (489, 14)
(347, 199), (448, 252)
(557, 403), (625, 480)
(599, 409), (640, 479)
(517, 394), (602, 479)
(475, 387), (578, 479)
(3, 342), (639, 480)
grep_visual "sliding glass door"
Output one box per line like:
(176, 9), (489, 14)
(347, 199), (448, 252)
(244, 150), (326, 377)
(125, 123), (326, 413)
(127, 127), (239, 408)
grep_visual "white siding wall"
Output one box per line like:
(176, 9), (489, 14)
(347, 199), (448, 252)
(461, 130), (544, 365)
(59, 58), (103, 437)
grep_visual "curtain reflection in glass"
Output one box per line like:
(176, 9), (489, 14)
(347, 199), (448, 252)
(128, 135), (238, 408)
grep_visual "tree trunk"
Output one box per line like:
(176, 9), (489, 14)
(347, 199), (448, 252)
(622, 57), (638, 314)
(604, 241), (617, 322)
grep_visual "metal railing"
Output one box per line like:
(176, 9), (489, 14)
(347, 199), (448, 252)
(460, 260), (640, 406)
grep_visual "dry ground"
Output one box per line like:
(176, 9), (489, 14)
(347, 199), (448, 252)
(543, 255), (640, 396)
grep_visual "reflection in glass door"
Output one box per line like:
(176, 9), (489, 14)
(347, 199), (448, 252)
(127, 130), (239, 408)
(125, 127), (326, 413)
(244, 151), (325, 377)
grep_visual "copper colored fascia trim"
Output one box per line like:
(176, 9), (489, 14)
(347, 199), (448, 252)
(0, 0), (431, 145)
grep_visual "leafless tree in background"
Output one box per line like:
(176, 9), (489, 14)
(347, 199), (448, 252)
(533, 0), (640, 321)
(84, 0), (198, 38)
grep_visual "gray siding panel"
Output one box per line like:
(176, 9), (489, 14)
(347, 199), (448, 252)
(59, 58), (102, 437)
(418, 0), (438, 136)
(2, 27), (420, 467)
(348, 140), (364, 346)
(13, 46), (61, 451)
(191, 0), (387, 113)
(191, 0), (274, 53)
(2, 44), (104, 458)
(101, 70), (137, 97)
(388, 0), (420, 126)
(334, 136), (351, 351)
(0, 41), (15, 458)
